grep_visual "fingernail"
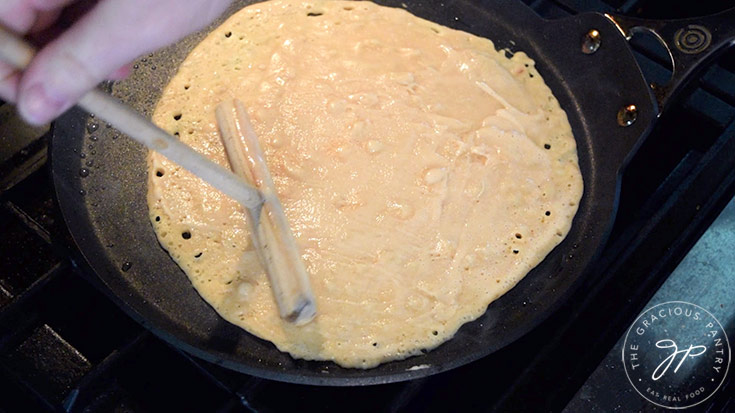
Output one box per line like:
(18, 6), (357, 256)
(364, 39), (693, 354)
(109, 64), (133, 81)
(20, 83), (66, 125)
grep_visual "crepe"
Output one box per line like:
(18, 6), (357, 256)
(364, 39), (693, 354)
(147, 0), (583, 368)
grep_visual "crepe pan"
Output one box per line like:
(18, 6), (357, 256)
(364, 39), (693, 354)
(49, 0), (735, 385)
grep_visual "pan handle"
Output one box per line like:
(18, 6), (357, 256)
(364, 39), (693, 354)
(604, 8), (735, 113)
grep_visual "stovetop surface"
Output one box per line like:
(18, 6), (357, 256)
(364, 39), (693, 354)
(1, 0), (734, 412)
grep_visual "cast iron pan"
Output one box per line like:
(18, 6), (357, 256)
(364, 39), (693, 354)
(49, 0), (735, 385)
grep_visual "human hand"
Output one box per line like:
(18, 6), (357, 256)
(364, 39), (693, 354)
(0, 0), (232, 125)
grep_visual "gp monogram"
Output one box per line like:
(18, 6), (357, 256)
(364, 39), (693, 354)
(622, 301), (730, 409)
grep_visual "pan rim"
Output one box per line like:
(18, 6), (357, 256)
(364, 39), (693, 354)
(50, 0), (657, 385)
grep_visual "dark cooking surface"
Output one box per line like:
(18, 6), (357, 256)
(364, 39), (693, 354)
(1, 0), (734, 411)
(51, 0), (656, 385)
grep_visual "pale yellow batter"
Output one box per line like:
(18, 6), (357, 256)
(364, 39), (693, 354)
(147, 0), (583, 368)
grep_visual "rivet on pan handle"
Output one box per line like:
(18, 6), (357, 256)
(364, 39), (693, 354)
(604, 8), (735, 113)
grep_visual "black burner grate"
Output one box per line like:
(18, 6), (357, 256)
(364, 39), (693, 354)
(1, 0), (734, 411)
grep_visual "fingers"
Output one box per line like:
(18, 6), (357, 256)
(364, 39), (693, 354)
(30, 9), (62, 33)
(0, 0), (39, 33)
(0, 0), (77, 34)
(0, 0), (30, 104)
(15, 0), (232, 125)
(0, 65), (20, 102)
(0, 0), (77, 106)
(29, 0), (80, 12)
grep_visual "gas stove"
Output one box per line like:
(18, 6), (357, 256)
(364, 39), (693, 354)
(1, 0), (734, 411)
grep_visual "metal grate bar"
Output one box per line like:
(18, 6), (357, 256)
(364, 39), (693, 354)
(684, 89), (735, 131)
(552, 0), (614, 13)
(0, 263), (64, 325)
(701, 64), (735, 107)
(64, 331), (150, 412)
(3, 201), (51, 244)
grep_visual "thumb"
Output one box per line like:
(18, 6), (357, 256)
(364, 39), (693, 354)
(16, 0), (231, 125)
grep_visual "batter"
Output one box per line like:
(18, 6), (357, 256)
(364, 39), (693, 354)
(147, 0), (583, 368)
